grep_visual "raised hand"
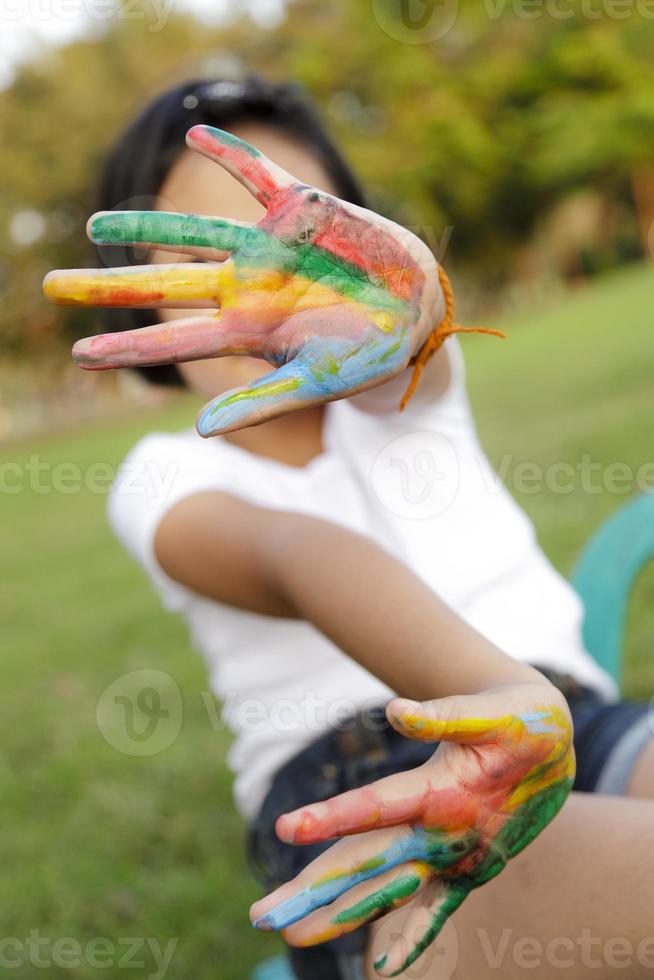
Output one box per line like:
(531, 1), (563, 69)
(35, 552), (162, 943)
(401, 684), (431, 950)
(249, 684), (575, 977)
(43, 125), (448, 436)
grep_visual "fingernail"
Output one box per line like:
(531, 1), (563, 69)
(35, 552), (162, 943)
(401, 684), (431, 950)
(197, 412), (228, 438)
(252, 914), (274, 932)
(196, 408), (216, 437)
(72, 337), (95, 365)
(275, 818), (295, 844)
(197, 422), (218, 439)
(88, 216), (105, 242)
(374, 952), (387, 972)
(42, 271), (64, 302)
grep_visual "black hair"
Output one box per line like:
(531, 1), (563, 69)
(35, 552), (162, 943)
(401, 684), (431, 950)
(95, 74), (368, 386)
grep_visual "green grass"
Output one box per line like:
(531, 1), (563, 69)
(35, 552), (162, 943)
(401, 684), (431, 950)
(2, 261), (653, 978)
(466, 261), (654, 697)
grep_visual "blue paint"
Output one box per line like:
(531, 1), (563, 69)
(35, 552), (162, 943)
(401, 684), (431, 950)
(252, 826), (478, 932)
(198, 332), (410, 437)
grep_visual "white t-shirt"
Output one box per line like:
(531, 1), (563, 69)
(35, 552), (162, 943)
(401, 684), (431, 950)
(108, 340), (616, 819)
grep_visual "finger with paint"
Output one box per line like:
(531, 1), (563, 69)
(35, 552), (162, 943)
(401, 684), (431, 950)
(43, 125), (498, 436)
(250, 687), (575, 977)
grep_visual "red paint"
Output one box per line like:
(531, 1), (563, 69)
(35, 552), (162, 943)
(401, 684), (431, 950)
(88, 286), (165, 307)
(264, 188), (425, 302)
(189, 126), (279, 207)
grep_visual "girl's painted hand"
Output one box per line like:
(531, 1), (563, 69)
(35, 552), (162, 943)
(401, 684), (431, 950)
(43, 126), (444, 435)
(249, 684), (575, 977)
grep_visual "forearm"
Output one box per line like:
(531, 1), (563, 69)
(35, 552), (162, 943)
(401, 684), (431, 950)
(155, 492), (545, 700)
(262, 512), (543, 700)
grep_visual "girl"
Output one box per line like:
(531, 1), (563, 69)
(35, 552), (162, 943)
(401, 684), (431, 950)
(45, 75), (654, 979)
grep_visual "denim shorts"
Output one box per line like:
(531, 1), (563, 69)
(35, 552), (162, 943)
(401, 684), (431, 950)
(246, 669), (653, 980)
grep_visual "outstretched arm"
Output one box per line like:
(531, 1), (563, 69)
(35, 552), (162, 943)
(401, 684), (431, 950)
(155, 493), (573, 976)
(154, 490), (544, 700)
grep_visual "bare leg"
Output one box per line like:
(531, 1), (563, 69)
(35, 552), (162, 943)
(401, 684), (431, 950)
(366, 792), (654, 979)
(628, 737), (654, 799)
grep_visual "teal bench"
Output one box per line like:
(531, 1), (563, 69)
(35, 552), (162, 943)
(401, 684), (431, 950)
(252, 493), (654, 979)
(571, 493), (654, 690)
(251, 956), (297, 980)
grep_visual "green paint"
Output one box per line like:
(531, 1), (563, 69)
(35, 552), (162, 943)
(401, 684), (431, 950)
(358, 855), (387, 874)
(310, 353), (341, 381)
(90, 212), (253, 253)
(290, 243), (410, 315)
(210, 127), (263, 159)
(373, 953), (387, 971)
(469, 778), (572, 886)
(386, 779), (573, 977)
(378, 338), (403, 363)
(389, 884), (468, 977)
(423, 827), (479, 870)
(331, 872), (422, 927)
(91, 211), (413, 318)
(308, 855), (386, 889)
(502, 777), (573, 860)
(207, 376), (302, 416)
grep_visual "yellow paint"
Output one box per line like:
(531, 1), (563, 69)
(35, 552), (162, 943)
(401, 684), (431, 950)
(43, 265), (223, 306)
(44, 260), (401, 343)
(396, 705), (575, 816)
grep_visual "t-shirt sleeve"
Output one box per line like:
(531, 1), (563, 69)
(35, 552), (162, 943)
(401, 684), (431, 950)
(324, 339), (472, 479)
(107, 431), (242, 612)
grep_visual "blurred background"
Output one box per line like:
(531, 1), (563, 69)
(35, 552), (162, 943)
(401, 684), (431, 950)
(1, 2), (653, 977)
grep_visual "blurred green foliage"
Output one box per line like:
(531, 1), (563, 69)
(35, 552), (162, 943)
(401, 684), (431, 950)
(1, 0), (654, 365)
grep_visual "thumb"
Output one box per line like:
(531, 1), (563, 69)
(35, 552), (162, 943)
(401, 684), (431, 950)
(386, 694), (527, 746)
(196, 357), (321, 437)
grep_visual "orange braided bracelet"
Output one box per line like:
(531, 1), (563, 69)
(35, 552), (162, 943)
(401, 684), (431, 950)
(400, 265), (505, 411)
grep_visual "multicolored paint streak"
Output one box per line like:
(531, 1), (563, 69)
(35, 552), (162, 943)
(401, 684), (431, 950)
(43, 124), (441, 436)
(251, 698), (575, 977)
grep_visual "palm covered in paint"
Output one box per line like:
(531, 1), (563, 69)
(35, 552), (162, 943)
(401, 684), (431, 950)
(43, 125), (442, 436)
(250, 684), (575, 977)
